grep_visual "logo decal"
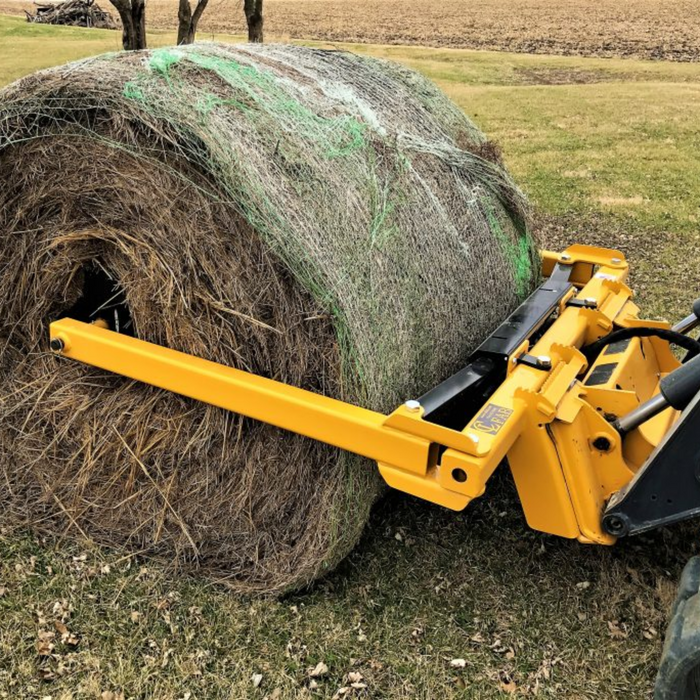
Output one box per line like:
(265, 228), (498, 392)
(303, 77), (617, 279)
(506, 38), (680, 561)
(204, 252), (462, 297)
(470, 403), (513, 435)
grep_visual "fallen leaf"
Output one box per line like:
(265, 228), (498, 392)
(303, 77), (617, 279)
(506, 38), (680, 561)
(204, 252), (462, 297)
(37, 630), (55, 656)
(53, 619), (78, 646)
(309, 661), (329, 678)
(161, 648), (173, 668)
(607, 620), (629, 640)
(450, 658), (466, 668)
(251, 673), (263, 688)
(500, 677), (518, 694)
(347, 671), (363, 683)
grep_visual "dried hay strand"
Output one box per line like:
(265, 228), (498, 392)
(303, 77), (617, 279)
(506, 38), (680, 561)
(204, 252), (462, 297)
(0, 44), (538, 593)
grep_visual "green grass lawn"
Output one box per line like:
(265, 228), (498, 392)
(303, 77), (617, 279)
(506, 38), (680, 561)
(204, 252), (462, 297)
(2, 14), (700, 699)
(0, 17), (245, 85)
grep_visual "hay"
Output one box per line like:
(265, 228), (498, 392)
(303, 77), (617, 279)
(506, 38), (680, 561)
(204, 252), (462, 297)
(0, 44), (538, 593)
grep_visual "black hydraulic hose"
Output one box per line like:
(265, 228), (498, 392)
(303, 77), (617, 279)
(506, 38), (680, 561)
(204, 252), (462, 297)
(582, 327), (700, 364)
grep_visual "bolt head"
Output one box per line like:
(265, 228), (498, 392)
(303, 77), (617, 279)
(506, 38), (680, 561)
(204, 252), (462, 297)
(537, 355), (552, 369)
(404, 400), (421, 413)
(560, 253), (572, 261)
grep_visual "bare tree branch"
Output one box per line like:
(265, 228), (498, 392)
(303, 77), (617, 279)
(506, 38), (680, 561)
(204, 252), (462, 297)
(191, 0), (209, 26)
(177, 0), (210, 45)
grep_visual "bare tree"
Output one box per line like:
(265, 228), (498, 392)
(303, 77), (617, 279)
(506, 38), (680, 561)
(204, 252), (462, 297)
(244, 0), (263, 42)
(108, 0), (146, 50)
(177, 0), (210, 45)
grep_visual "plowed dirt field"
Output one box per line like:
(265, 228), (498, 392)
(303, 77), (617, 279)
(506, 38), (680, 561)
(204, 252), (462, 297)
(3, 0), (699, 61)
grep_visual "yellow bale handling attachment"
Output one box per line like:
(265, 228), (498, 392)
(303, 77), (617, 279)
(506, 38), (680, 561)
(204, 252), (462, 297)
(49, 245), (700, 699)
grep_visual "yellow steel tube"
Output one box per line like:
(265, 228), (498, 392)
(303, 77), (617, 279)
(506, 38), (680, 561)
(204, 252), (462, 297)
(49, 319), (432, 474)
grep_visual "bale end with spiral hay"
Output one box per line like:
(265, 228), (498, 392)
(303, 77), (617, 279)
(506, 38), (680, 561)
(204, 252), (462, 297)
(0, 43), (538, 593)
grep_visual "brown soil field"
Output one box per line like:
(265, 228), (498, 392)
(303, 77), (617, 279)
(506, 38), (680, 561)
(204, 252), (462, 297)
(3, 0), (700, 61)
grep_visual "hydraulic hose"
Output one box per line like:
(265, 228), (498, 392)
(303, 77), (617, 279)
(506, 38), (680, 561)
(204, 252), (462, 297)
(582, 327), (700, 364)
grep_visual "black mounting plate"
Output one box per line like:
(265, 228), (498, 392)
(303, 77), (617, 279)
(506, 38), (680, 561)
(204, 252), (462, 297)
(418, 263), (573, 430)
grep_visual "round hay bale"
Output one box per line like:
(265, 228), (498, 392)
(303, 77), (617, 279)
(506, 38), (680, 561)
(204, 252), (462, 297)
(0, 44), (537, 593)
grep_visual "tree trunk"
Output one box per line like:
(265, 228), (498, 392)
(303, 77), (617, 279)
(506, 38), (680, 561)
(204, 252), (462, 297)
(131, 0), (146, 49)
(244, 0), (263, 43)
(109, 0), (147, 50)
(177, 0), (209, 44)
(177, 0), (193, 44)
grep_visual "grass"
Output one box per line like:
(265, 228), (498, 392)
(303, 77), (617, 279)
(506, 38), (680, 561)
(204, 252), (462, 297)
(0, 17), (243, 85)
(1, 497), (690, 700)
(2, 14), (700, 699)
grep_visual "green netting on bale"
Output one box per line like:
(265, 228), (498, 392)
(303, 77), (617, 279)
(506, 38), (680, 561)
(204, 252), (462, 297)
(0, 43), (538, 593)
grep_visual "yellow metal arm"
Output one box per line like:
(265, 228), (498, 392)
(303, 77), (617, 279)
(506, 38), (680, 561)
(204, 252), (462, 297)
(49, 245), (677, 543)
(49, 318), (434, 475)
